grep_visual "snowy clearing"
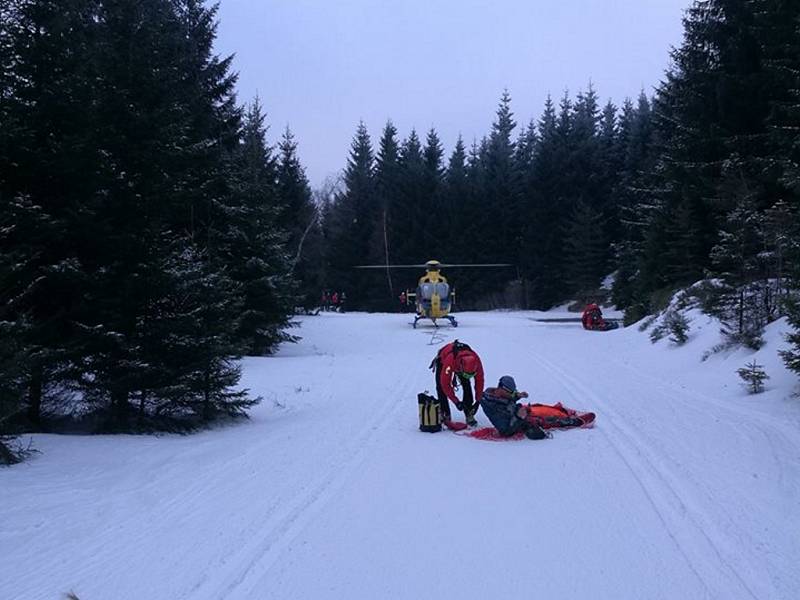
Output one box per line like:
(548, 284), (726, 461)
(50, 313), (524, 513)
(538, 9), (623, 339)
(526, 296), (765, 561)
(2, 310), (799, 600)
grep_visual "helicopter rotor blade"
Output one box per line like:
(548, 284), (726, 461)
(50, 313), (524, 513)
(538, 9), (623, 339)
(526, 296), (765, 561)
(353, 262), (515, 269)
(436, 263), (514, 268)
(354, 264), (429, 269)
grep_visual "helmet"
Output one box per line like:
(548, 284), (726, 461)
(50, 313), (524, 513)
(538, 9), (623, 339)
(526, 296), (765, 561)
(498, 375), (517, 393)
(458, 353), (479, 378)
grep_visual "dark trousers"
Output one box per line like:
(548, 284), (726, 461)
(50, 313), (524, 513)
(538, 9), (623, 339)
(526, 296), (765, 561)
(481, 399), (527, 437)
(434, 361), (474, 421)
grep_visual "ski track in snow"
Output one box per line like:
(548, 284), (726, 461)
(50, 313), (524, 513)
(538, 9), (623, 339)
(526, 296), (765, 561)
(2, 311), (799, 600)
(529, 351), (757, 600)
(192, 368), (417, 600)
(599, 344), (800, 598)
(516, 313), (799, 600)
(606, 355), (800, 507)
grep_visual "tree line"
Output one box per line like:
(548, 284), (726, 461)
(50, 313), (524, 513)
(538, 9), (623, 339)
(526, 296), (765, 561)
(323, 88), (656, 311)
(321, 0), (800, 371)
(0, 0), (320, 461)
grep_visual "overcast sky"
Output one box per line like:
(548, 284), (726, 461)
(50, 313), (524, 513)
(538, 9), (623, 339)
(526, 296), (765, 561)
(214, 0), (692, 188)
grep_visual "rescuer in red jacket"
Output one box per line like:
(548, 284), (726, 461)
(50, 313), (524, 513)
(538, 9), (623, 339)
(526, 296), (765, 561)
(430, 340), (484, 428)
(582, 303), (605, 330)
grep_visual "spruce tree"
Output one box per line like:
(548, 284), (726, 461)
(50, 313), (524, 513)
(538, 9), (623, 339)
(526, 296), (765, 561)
(627, 93), (654, 176)
(442, 135), (470, 253)
(514, 120), (538, 178)
(570, 84), (610, 271)
(327, 122), (377, 309)
(612, 94), (658, 313)
(443, 134), (486, 299)
(228, 101), (295, 355)
(525, 94), (567, 308)
(564, 200), (608, 300)
(0, 0), (99, 426)
(627, 1), (778, 306)
(481, 91), (520, 290)
(599, 101), (618, 152)
(514, 119), (538, 307)
(78, 0), (250, 427)
(571, 86), (602, 204)
(135, 244), (258, 426)
(374, 121), (401, 300)
(277, 126), (317, 310)
(422, 128), (445, 255)
(1, 0), (301, 435)
(758, 2), (800, 373)
(278, 127), (315, 252)
(389, 129), (426, 266)
(780, 297), (800, 377)
(0, 318), (30, 464)
(709, 194), (770, 349)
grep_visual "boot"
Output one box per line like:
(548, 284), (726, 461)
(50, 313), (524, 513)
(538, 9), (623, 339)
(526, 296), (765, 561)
(524, 424), (547, 440)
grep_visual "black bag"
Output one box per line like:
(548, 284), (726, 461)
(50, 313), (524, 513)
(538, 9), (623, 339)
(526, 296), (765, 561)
(418, 392), (442, 433)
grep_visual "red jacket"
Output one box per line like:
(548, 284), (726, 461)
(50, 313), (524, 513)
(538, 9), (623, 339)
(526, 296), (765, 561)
(582, 304), (603, 330)
(437, 342), (484, 406)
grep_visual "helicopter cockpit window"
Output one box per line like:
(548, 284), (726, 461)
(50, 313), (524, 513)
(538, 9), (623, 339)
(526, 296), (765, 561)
(419, 283), (435, 300)
(434, 282), (450, 298)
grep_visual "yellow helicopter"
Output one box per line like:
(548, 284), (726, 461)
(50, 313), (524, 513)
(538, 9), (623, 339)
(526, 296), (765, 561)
(355, 260), (512, 328)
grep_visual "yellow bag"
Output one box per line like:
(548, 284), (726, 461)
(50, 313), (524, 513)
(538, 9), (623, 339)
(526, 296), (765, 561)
(418, 392), (442, 433)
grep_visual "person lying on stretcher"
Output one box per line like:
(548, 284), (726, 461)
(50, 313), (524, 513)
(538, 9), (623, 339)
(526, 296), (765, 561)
(480, 376), (595, 440)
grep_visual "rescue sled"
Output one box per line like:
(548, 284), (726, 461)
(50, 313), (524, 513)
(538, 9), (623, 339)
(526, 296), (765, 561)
(456, 403), (596, 441)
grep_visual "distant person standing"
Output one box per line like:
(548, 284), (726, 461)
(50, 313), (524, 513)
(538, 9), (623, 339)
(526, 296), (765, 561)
(338, 291), (346, 313)
(331, 291), (339, 312)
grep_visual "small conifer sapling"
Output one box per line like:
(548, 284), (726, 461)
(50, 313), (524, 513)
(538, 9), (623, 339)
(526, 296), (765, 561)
(737, 360), (769, 394)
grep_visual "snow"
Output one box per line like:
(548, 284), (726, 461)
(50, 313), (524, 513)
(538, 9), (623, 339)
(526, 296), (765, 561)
(2, 310), (800, 600)
(601, 271), (617, 291)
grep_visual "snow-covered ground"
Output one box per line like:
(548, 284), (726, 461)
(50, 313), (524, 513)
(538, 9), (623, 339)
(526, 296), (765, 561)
(2, 310), (799, 600)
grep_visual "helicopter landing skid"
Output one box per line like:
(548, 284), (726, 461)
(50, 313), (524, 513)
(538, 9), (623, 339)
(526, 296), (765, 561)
(412, 315), (458, 328)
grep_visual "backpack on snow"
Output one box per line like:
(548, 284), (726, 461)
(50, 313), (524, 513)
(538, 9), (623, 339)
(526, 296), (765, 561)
(418, 392), (442, 432)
